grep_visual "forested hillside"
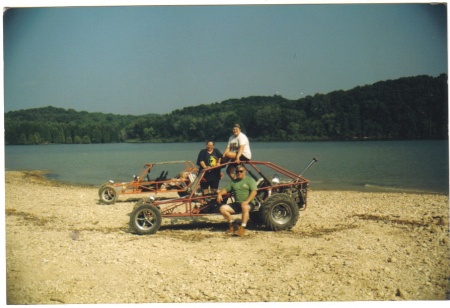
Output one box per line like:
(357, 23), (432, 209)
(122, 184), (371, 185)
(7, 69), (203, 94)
(4, 74), (448, 145)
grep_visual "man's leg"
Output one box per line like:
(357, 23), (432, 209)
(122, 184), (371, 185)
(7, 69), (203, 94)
(226, 165), (236, 179)
(200, 182), (209, 196)
(224, 152), (237, 160)
(235, 203), (251, 236)
(220, 204), (237, 233)
(219, 204), (234, 222)
(224, 152), (237, 179)
(209, 180), (219, 194)
(241, 204), (250, 226)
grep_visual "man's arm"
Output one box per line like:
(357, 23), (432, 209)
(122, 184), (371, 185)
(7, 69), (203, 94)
(215, 149), (223, 164)
(216, 188), (228, 203)
(241, 190), (257, 207)
(196, 150), (205, 168)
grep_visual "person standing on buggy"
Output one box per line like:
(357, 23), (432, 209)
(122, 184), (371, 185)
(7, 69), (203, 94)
(222, 123), (252, 179)
(197, 140), (223, 195)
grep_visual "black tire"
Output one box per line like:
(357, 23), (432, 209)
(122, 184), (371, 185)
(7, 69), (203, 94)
(98, 184), (107, 197)
(261, 194), (299, 231)
(130, 204), (162, 235)
(98, 185), (118, 204)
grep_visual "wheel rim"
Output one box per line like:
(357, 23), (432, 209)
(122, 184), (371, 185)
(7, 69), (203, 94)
(102, 188), (116, 201)
(134, 208), (158, 231)
(270, 203), (292, 225)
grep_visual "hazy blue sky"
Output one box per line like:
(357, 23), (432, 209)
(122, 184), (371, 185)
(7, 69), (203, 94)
(3, 3), (447, 115)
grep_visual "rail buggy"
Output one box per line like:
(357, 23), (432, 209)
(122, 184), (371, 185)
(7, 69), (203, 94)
(98, 160), (198, 204)
(129, 158), (317, 235)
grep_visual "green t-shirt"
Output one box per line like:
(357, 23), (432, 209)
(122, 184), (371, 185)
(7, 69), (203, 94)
(225, 176), (257, 203)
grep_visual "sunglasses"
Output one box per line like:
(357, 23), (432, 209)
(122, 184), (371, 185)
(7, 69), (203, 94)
(236, 170), (245, 174)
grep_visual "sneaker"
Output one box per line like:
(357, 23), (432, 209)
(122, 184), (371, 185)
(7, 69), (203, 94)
(225, 222), (239, 234)
(234, 226), (245, 236)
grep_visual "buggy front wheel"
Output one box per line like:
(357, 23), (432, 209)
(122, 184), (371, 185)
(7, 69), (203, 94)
(99, 185), (118, 204)
(130, 204), (162, 235)
(261, 194), (299, 231)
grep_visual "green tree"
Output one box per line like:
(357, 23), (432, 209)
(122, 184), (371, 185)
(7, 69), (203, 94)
(19, 133), (27, 145)
(82, 135), (91, 144)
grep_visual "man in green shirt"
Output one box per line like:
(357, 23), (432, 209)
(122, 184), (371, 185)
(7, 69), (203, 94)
(216, 165), (257, 236)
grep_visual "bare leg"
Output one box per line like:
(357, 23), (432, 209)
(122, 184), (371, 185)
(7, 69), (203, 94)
(219, 204), (235, 222)
(224, 152), (238, 179)
(226, 165), (236, 179)
(241, 204), (250, 226)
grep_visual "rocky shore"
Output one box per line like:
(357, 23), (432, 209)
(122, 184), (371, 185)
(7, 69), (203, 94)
(4, 170), (450, 304)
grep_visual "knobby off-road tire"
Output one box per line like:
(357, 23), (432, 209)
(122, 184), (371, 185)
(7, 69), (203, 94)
(130, 204), (162, 235)
(98, 185), (118, 204)
(261, 194), (299, 231)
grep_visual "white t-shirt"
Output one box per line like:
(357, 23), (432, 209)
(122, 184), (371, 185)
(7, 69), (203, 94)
(227, 132), (251, 159)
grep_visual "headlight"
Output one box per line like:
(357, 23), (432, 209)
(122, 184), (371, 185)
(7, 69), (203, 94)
(109, 180), (114, 184)
(272, 174), (280, 184)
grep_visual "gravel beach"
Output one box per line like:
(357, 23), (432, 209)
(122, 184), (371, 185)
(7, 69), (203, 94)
(4, 170), (450, 304)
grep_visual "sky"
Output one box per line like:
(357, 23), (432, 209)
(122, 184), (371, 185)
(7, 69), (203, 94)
(2, 1), (448, 115)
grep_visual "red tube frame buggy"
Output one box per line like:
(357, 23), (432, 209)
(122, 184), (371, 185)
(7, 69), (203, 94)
(98, 160), (198, 204)
(129, 159), (317, 235)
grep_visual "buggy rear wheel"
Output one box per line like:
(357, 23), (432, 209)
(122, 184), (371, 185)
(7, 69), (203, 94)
(261, 194), (299, 231)
(130, 204), (162, 235)
(99, 185), (118, 204)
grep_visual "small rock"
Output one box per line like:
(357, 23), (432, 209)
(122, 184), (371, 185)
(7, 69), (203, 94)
(430, 224), (439, 233)
(70, 230), (80, 240)
(245, 289), (257, 296)
(396, 288), (407, 299)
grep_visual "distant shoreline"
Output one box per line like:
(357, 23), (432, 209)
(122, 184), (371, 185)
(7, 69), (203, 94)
(4, 137), (449, 146)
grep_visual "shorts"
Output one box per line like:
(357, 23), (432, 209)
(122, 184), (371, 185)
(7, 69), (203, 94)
(225, 155), (250, 164)
(228, 201), (255, 213)
(200, 179), (220, 190)
(239, 155), (250, 161)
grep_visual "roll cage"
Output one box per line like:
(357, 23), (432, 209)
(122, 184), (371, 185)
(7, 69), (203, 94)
(146, 160), (310, 218)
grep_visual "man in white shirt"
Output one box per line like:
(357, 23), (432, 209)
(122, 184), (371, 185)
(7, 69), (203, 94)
(223, 124), (252, 179)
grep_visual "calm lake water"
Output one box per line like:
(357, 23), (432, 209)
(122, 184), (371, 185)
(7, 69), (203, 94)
(4, 140), (449, 194)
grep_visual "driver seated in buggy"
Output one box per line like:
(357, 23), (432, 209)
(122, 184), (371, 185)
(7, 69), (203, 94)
(216, 165), (257, 236)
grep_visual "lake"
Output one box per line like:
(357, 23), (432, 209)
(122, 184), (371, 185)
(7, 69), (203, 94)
(4, 140), (449, 194)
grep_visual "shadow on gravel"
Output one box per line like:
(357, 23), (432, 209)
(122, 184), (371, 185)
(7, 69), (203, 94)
(353, 213), (446, 227)
(158, 221), (229, 232)
(5, 209), (51, 226)
(298, 224), (359, 238)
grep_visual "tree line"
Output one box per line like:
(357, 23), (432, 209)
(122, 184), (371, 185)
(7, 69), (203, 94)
(4, 74), (448, 145)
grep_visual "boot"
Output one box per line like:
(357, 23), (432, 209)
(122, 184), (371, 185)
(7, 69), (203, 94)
(226, 222), (238, 234)
(234, 226), (245, 236)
